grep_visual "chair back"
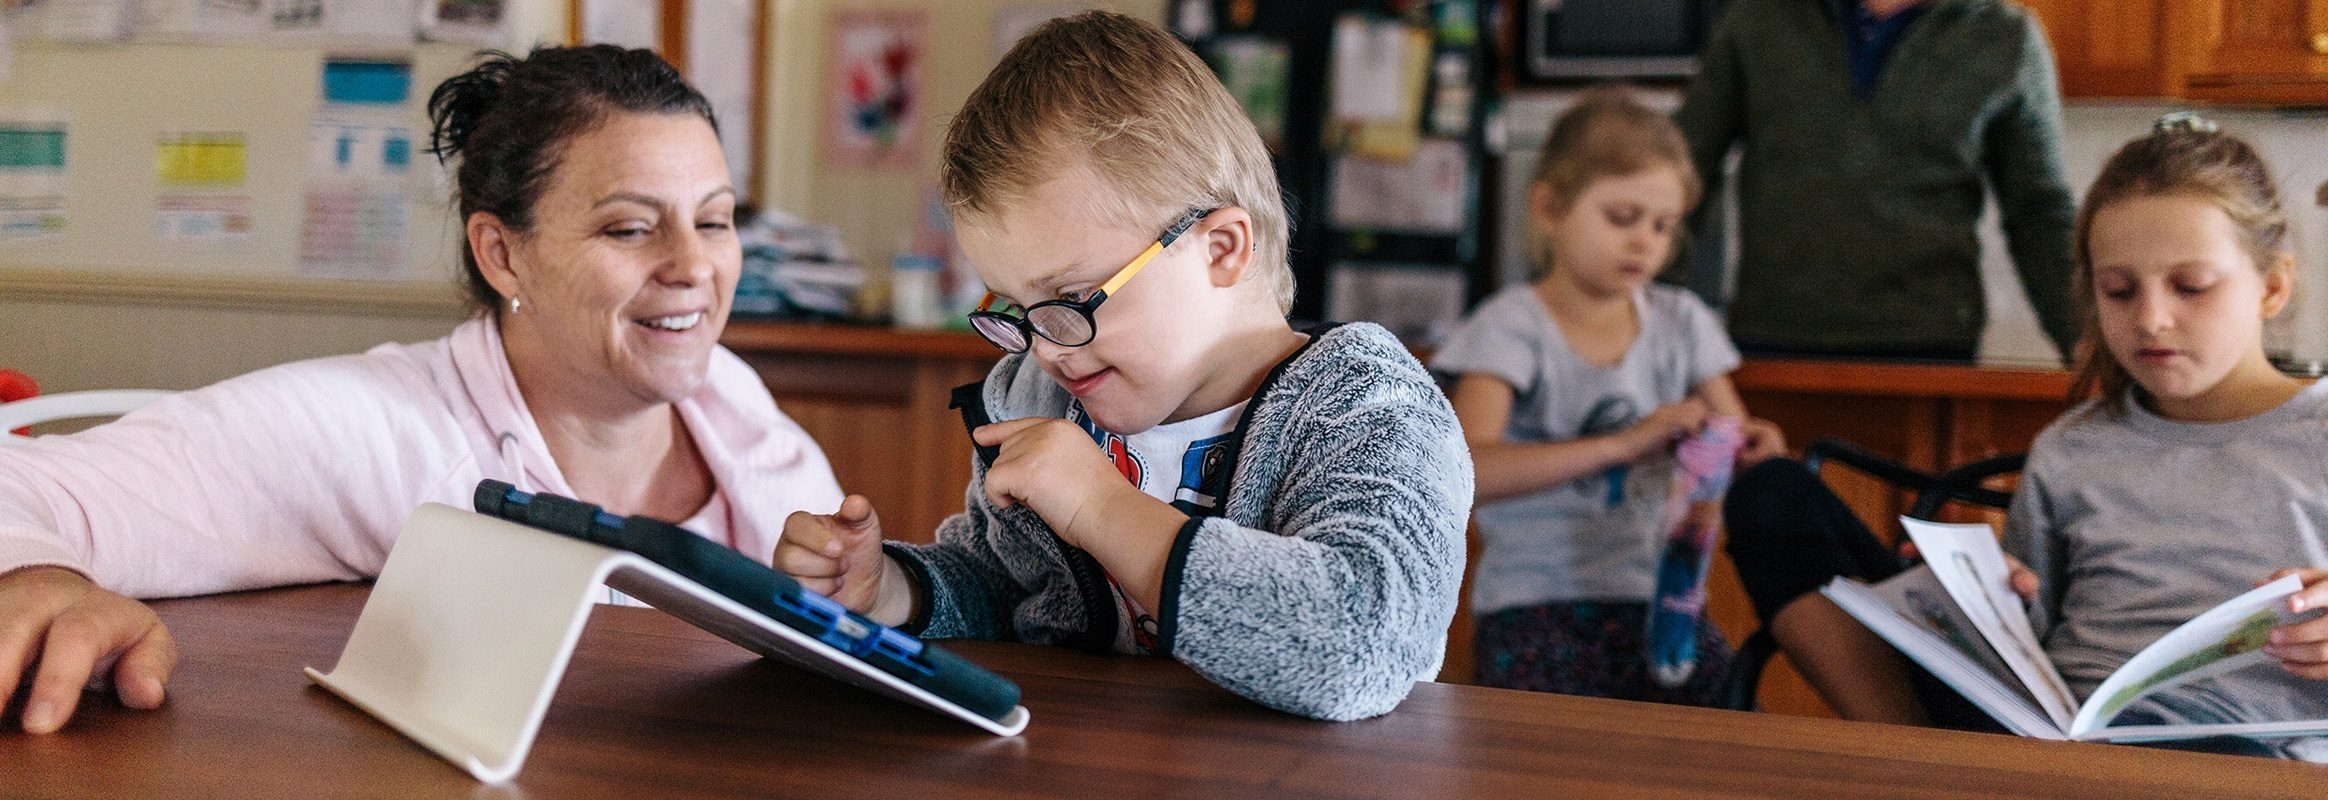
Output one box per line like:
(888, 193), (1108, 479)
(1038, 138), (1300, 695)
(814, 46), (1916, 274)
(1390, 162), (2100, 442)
(0, 390), (174, 442)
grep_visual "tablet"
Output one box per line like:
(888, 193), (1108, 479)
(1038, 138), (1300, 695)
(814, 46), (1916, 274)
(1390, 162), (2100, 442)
(471, 479), (1021, 725)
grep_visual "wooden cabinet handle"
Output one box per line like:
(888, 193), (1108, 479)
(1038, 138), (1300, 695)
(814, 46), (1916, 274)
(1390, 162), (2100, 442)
(2314, 0), (2328, 53)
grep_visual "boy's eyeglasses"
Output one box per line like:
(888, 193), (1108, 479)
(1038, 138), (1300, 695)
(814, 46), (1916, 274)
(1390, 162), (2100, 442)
(967, 207), (1216, 354)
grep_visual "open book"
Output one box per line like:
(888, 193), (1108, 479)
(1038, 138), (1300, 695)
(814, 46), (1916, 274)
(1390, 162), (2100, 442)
(1820, 518), (2326, 743)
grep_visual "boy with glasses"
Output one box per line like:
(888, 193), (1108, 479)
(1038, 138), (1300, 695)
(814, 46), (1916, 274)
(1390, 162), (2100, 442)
(774, 11), (1473, 721)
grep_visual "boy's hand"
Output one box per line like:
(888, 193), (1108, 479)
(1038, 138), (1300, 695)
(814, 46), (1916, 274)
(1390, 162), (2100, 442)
(2264, 567), (2328, 679)
(1623, 398), (1709, 458)
(775, 495), (891, 615)
(973, 418), (1135, 550)
(1738, 416), (1787, 465)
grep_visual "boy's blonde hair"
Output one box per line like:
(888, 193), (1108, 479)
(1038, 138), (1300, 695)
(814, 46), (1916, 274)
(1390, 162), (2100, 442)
(1528, 85), (1699, 274)
(2069, 118), (2291, 415)
(942, 11), (1293, 313)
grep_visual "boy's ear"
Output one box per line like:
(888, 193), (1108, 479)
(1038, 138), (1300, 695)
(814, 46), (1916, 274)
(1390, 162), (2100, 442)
(1199, 207), (1255, 289)
(466, 211), (523, 303)
(2261, 250), (2297, 319)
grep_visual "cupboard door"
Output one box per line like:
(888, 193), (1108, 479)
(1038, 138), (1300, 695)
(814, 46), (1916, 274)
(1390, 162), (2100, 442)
(2170, 0), (2328, 104)
(2018, 0), (2169, 98)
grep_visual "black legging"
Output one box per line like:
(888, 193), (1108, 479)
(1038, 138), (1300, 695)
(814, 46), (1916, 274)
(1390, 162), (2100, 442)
(1723, 457), (1905, 624)
(1721, 457), (1997, 731)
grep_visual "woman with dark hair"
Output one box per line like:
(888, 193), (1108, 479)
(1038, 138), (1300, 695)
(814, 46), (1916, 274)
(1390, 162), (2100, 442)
(0, 45), (843, 734)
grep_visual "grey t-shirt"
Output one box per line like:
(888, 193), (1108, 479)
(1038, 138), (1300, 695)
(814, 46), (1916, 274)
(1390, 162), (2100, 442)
(1432, 284), (1740, 612)
(2004, 382), (2328, 760)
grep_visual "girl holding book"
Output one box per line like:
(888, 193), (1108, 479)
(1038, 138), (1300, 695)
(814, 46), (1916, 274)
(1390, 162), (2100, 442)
(1724, 115), (2328, 760)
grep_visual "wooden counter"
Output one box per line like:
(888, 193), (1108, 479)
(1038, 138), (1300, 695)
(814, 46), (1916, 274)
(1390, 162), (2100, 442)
(723, 320), (2079, 719)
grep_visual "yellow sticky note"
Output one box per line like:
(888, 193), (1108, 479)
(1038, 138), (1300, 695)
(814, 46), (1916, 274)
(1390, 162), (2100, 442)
(156, 133), (247, 187)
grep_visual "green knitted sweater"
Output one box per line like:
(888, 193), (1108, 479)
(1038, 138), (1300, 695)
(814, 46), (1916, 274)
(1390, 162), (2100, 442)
(1674, 0), (2078, 357)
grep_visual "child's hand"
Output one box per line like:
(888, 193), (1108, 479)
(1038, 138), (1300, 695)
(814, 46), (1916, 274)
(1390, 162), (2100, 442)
(1738, 416), (1787, 465)
(2264, 567), (2328, 679)
(974, 418), (1135, 549)
(1624, 398), (1710, 458)
(775, 495), (890, 614)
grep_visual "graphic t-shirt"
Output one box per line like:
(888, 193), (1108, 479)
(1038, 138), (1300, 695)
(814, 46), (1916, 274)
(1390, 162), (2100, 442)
(1067, 399), (1245, 653)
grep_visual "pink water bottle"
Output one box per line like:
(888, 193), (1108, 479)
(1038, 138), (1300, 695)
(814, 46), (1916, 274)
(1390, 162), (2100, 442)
(1646, 416), (1743, 688)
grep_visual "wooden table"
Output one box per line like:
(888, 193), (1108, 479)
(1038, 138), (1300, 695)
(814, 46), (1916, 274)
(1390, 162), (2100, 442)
(4, 584), (2319, 798)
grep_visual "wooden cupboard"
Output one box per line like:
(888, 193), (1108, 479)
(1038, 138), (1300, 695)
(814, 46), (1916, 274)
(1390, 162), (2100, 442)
(2023, 0), (2328, 104)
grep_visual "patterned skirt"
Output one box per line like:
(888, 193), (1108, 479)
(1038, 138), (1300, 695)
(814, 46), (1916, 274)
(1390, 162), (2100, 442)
(1473, 599), (1736, 708)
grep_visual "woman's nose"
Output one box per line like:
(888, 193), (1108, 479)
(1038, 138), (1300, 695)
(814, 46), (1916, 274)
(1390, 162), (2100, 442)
(657, 226), (717, 286)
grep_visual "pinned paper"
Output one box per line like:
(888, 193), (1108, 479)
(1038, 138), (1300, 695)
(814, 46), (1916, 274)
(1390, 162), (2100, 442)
(321, 58), (412, 106)
(136, 0), (416, 43)
(1329, 15), (1408, 123)
(825, 10), (924, 169)
(298, 185), (407, 279)
(309, 115), (414, 179)
(1328, 138), (1467, 234)
(1211, 37), (1290, 150)
(154, 193), (253, 243)
(12, 0), (132, 43)
(155, 132), (246, 188)
(421, 0), (507, 45)
(0, 114), (69, 240)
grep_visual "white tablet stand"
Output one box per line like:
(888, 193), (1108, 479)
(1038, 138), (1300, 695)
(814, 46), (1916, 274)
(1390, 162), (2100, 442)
(306, 503), (1029, 783)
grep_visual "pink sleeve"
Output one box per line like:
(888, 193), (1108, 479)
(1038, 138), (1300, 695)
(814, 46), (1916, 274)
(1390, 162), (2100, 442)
(0, 351), (477, 599)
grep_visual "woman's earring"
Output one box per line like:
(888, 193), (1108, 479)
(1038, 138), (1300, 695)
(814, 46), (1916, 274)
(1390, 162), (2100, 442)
(509, 296), (522, 314)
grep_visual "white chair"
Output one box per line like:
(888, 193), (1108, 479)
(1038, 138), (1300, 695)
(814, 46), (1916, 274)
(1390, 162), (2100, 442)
(0, 390), (174, 442)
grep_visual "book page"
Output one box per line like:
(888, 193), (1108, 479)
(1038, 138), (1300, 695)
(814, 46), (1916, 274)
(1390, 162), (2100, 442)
(1822, 574), (2060, 738)
(1900, 518), (2080, 728)
(2073, 574), (2309, 737)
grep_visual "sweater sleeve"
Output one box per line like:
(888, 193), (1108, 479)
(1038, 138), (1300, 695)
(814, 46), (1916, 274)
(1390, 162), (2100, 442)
(1666, 1), (1748, 289)
(2000, 447), (2065, 640)
(1151, 361), (1472, 721)
(0, 352), (471, 599)
(1984, 14), (2080, 362)
(883, 468), (1034, 639)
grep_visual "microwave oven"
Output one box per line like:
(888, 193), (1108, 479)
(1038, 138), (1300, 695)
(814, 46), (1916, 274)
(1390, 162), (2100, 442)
(1525, 0), (1725, 81)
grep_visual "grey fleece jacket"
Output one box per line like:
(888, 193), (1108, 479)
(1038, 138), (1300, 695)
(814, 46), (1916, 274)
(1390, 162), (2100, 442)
(884, 322), (1472, 721)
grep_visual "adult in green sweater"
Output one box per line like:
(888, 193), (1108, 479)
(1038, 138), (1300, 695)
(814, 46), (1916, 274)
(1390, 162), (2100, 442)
(1674, 0), (2077, 362)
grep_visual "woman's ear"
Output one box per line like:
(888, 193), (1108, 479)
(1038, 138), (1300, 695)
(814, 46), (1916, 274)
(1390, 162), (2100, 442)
(2261, 250), (2297, 319)
(1200, 207), (1255, 289)
(466, 211), (523, 302)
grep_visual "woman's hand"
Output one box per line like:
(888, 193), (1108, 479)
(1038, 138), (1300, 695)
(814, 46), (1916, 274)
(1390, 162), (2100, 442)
(0, 566), (178, 734)
(2264, 568), (2328, 680)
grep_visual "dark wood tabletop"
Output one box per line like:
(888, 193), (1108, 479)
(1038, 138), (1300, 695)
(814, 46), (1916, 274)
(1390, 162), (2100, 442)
(4, 584), (2319, 799)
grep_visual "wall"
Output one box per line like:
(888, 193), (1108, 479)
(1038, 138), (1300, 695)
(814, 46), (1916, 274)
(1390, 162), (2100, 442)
(2, 0), (1170, 394)
(0, 1), (573, 393)
(757, 0), (1165, 292)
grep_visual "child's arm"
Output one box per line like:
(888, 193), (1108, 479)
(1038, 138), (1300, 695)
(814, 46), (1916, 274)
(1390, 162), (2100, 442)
(1153, 380), (1472, 722)
(2265, 567), (2328, 680)
(1689, 374), (1787, 464)
(1449, 373), (1707, 504)
(972, 418), (1184, 616)
(775, 493), (1029, 638)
